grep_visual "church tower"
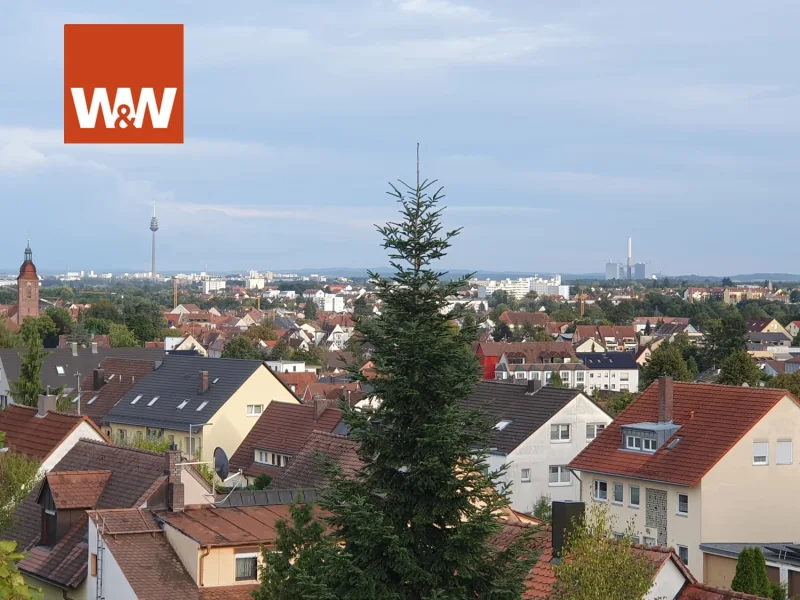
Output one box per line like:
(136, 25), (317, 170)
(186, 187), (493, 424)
(17, 239), (39, 321)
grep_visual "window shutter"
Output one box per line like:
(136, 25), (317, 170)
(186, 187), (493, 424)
(777, 440), (793, 465)
(753, 441), (769, 463)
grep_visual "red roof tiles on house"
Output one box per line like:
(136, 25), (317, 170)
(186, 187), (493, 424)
(0, 405), (108, 461)
(270, 431), (362, 490)
(569, 380), (791, 486)
(499, 311), (550, 327)
(678, 583), (771, 599)
(43, 470), (112, 509)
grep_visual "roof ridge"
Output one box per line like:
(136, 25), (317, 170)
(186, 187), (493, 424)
(76, 438), (166, 458)
(49, 469), (113, 476)
(310, 430), (350, 439)
(687, 583), (770, 599)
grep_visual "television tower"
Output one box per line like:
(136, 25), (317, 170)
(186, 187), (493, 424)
(150, 201), (159, 278)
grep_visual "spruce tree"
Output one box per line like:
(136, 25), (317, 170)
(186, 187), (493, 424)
(257, 152), (535, 599)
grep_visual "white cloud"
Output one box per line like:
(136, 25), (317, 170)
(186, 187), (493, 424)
(394, 0), (490, 22)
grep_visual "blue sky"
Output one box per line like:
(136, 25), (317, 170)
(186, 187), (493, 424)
(1, 1), (799, 276)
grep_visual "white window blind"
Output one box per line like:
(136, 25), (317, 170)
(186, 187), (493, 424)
(777, 440), (793, 465)
(753, 441), (769, 465)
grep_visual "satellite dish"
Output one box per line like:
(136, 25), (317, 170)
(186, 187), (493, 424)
(214, 447), (229, 480)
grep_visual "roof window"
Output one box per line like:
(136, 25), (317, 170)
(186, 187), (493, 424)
(131, 394), (142, 405)
(147, 396), (159, 406)
(196, 401), (208, 411)
(493, 420), (512, 431)
(56, 366), (65, 376)
(87, 395), (99, 405)
(212, 377), (219, 384)
(177, 400), (189, 409)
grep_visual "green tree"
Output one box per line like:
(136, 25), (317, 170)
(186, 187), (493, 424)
(769, 372), (800, 397)
(640, 342), (692, 389)
(705, 313), (747, 367)
(292, 347), (323, 366)
(303, 298), (318, 320)
(489, 289), (510, 308)
(686, 355), (699, 379)
(82, 317), (111, 336)
(731, 547), (772, 598)
(353, 296), (371, 318)
(45, 307), (73, 336)
(307, 166), (534, 598)
(551, 503), (657, 600)
(0, 540), (37, 600)
(518, 321), (536, 340)
(111, 432), (172, 454)
(243, 322), (278, 342)
(221, 336), (266, 360)
(605, 391), (637, 418)
(109, 323), (140, 348)
(9, 335), (48, 407)
(549, 371), (566, 388)
(269, 339), (293, 361)
(532, 494), (552, 524)
(253, 502), (339, 600)
(252, 473), (272, 490)
(123, 297), (165, 342)
(86, 300), (123, 323)
(492, 322), (513, 341)
(717, 350), (762, 387)
(0, 319), (22, 348)
(0, 433), (42, 535)
(19, 315), (57, 347)
(532, 327), (554, 342)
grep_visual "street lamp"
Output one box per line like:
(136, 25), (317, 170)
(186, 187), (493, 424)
(188, 422), (212, 459)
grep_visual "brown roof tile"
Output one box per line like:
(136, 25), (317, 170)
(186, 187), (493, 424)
(18, 515), (90, 589)
(230, 401), (342, 477)
(499, 311), (550, 327)
(43, 470), (112, 509)
(569, 380), (790, 486)
(477, 341), (576, 360)
(0, 405), (108, 461)
(270, 431), (362, 490)
(678, 583), (771, 599)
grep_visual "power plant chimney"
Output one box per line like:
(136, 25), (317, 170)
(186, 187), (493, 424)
(627, 236), (632, 280)
(150, 201), (159, 279)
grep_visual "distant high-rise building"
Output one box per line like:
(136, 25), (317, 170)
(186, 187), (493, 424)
(149, 201), (159, 278)
(633, 263), (650, 280)
(605, 261), (623, 280)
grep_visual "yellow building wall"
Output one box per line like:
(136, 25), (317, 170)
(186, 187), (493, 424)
(105, 423), (201, 456)
(201, 547), (264, 587)
(163, 523), (200, 584)
(201, 365), (298, 463)
(702, 395), (800, 544)
(702, 554), (737, 590)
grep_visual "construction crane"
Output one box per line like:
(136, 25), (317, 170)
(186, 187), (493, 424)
(578, 288), (589, 317)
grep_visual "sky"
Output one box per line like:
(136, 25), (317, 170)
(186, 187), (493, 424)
(1, 1), (799, 276)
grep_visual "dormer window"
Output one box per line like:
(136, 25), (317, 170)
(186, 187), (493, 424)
(625, 435), (642, 451)
(621, 422), (680, 454)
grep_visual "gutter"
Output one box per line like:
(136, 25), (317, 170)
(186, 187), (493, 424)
(199, 547), (211, 586)
(571, 467), (693, 488)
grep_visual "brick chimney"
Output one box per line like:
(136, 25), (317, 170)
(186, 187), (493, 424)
(658, 376), (674, 423)
(198, 370), (209, 394)
(314, 397), (336, 421)
(37, 394), (58, 417)
(165, 446), (184, 511)
(93, 368), (105, 391)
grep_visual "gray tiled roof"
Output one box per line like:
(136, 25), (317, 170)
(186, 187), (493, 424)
(0, 347), (166, 398)
(216, 488), (316, 507)
(461, 381), (584, 454)
(103, 355), (266, 431)
(576, 352), (639, 370)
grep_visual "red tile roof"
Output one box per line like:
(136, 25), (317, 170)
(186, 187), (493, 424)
(569, 380), (791, 486)
(301, 382), (360, 403)
(43, 470), (112, 509)
(201, 585), (261, 599)
(499, 311), (550, 327)
(230, 400), (341, 477)
(0, 405), (108, 461)
(270, 431), (362, 490)
(276, 371), (318, 393)
(678, 583), (771, 599)
(476, 341), (576, 360)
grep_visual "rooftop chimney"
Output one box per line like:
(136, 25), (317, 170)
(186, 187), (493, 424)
(198, 370), (209, 394)
(526, 379), (543, 395)
(165, 447), (184, 511)
(37, 394), (58, 418)
(658, 376), (674, 423)
(93, 368), (105, 391)
(314, 397), (336, 421)
(552, 501), (585, 559)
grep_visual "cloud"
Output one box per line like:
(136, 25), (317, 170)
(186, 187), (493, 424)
(394, 0), (490, 22)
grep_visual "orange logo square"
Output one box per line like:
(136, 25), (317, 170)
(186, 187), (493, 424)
(64, 24), (184, 144)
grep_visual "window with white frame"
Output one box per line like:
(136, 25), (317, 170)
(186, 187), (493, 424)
(643, 438), (657, 452)
(247, 404), (263, 416)
(593, 479), (608, 501)
(550, 424), (571, 442)
(677, 493), (688, 515)
(753, 441), (769, 465)
(515, 371), (526, 379)
(586, 423), (605, 441)
(255, 450), (290, 467)
(629, 485), (640, 508)
(612, 482), (623, 504)
(620, 372), (629, 381)
(576, 371), (585, 382)
(235, 552), (258, 581)
(625, 435), (642, 450)
(520, 468), (531, 483)
(677, 545), (689, 565)
(777, 439), (793, 465)
(548, 466), (571, 486)
(643, 537), (656, 547)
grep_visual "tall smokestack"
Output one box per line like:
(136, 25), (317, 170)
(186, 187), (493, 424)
(627, 237), (632, 280)
(150, 201), (159, 279)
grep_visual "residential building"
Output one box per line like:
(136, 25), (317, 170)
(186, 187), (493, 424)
(700, 542), (800, 596)
(569, 377), (800, 581)
(0, 346), (165, 407)
(655, 322), (703, 345)
(165, 334), (208, 356)
(574, 325), (637, 352)
(575, 352), (640, 392)
(0, 395), (107, 473)
(229, 398), (342, 485)
(171, 303), (203, 315)
(499, 311), (550, 331)
(462, 382), (611, 513)
(634, 317), (690, 334)
(265, 360), (307, 373)
(202, 278), (227, 295)
(246, 276), (266, 290)
(471, 275), (568, 300)
(103, 355), (299, 461)
(746, 317), (791, 339)
(315, 293), (345, 313)
(475, 341), (577, 380)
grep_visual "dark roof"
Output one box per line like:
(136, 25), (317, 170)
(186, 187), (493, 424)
(0, 347), (166, 396)
(270, 431), (362, 490)
(273, 317), (297, 330)
(0, 405), (106, 461)
(229, 401), (341, 477)
(746, 331), (791, 342)
(569, 380), (790, 486)
(746, 317), (779, 333)
(63, 357), (157, 424)
(5, 439), (167, 590)
(104, 355), (267, 430)
(477, 342), (576, 360)
(576, 352), (639, 370)
(461, 381), (583, 454)
(499, 311), (550, 327)
(215, 488), (317, 507)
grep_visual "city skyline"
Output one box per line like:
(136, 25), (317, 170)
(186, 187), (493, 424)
(1, 1), (799, 273)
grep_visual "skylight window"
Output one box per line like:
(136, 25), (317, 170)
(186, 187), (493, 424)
(667, 437), (682, 450)
(196, 401), (208, 411)
(131, 395), (142, 405)
(107, 374), (115, 381)
(212, 377), (219, 384)
(87, 395), (99, 405)
(147, 396), (159, 406)
(177, 400), (189, 410)
(494, 420), (512, 431)
(56, 366), (65, 376)
(72, 394), (81, 404)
